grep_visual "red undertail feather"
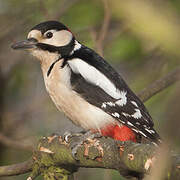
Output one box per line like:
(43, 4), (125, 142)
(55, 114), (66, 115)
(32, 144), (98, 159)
(99, 124), (137, 142)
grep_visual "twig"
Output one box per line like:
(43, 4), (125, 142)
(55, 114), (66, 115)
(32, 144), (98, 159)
(96, 0), (111, 56)
(0, 133), (33, 151)
(0, 69), (5, 120)
(0, 159), (33, 177)
(138, 67), (180, 102)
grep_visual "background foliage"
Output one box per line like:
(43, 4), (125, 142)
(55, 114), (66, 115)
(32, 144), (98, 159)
(0, 0), (180, 179)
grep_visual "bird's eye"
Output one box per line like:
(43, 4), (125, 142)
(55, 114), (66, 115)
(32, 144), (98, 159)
(45, 32), (53, 39)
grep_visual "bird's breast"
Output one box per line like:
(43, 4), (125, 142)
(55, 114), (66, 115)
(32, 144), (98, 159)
(41, 60), (115, 130)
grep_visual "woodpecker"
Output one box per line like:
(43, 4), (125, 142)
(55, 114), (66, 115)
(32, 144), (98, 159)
(11, 21), (161, 145)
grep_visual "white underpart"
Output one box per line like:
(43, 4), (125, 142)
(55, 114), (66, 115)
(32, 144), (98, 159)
(41, 59), (116, 130)
(42, 30), (73, 47)
(131, 109), (142, 119)
(68, 59), (123, 99)
(131, 101), (138, 107)
(115, 91), (127, 106)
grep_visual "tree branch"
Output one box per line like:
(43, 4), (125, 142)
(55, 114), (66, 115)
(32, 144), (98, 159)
(0, 132), (33, 151)
(26, 135), (180, 180)
(0, 159), (32, 176)
(96, 0), (111, 56)
(0, 134), (179, 179)
(138, 67), (180, 102)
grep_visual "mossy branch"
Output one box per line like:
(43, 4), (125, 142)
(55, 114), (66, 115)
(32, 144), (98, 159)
(8, 134), (179, 180)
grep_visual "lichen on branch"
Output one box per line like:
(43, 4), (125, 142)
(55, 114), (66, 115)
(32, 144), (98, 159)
(26, 134), (180, 180)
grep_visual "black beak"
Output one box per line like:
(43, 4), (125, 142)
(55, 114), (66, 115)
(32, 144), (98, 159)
(11, 38), (38, 50)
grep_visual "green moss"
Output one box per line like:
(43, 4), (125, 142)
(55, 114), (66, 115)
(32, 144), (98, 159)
(42, 166), (70, 180)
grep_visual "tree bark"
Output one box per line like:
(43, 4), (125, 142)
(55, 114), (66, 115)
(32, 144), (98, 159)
(23, 134), (180, 180)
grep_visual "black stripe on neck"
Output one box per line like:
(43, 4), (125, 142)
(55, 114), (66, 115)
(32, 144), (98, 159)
(37, 37), (75, 58)
(47, 57), (61, 77)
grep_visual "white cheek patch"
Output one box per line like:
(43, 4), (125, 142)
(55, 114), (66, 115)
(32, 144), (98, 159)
(42, 30), (73, 47)
(27, 30), (42, 40)
(68, 58), (123, 99)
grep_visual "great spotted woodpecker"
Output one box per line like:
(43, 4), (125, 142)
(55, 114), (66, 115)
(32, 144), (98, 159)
(11, 21), (161, 145)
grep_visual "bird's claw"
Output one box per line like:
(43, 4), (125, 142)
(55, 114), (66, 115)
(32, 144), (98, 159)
(66, 131), (102, 159)
(63, 131), (84, 143)
(63, 131), (73, 143)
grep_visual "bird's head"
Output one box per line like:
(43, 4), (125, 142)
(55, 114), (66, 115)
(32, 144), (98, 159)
(11, 21), (80, 62)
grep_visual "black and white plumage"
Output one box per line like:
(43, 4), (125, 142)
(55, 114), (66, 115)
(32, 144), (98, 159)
(68, 46), (160, 142)
(11, 21), (161, 144)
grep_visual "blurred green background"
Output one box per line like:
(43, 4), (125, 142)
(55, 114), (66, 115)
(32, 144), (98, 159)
(0, 0), (180, 179)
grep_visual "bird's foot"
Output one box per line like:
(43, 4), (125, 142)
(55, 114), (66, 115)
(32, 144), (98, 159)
(63, 130), (102, 159)
(63, 130), (85, 142)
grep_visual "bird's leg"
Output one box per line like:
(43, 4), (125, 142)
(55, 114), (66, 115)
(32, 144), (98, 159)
(63, 130), (102, 159)
(63, 130), (85, 142)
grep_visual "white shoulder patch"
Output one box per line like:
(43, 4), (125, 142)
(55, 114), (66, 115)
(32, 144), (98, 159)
(68, 58), (122, 99)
